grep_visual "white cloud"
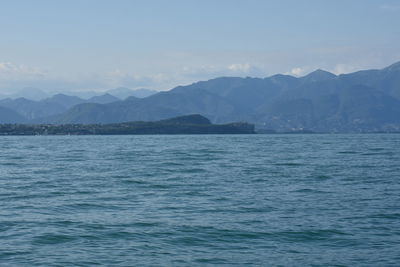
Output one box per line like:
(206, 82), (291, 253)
(0, 62), (176, 93)
(287, 67), (307, 76)
(0, 62), (45, 80)
(105, 69), (172, 89)
(0, 62), (52, 94)
(332, 64), (359, 75)
(180, 63), (267, 82)
(1, 46), (399, 94)
(228, 63), (251, 73)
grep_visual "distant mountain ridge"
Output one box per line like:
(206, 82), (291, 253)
(0, 93), (120, 120)
(0, 106), (27, 123)
(106, 87), (157, 99)
(1, 61), (400, 132)
(0, 87), (157, 101)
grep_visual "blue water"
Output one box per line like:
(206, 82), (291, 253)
(1, 134), (400, 266)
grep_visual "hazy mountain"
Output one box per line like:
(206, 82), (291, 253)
(106, 87), (157, 99)
(3, 61), (400, 132)
(256, 82), (400, 132)
(300, 69), (337, 83)
(43, 94), (86, 109)
(130, 88), (158, 98)
(0, 106), (27, 123)
(67, 91), (101, 99)
(0, 88), (50, 101)
(337, 62), (400, 100)
(0, 97), (64, 120)
(87, 93), (120, 104)
(0, 93), (120, 121)
(0, 87), (158, 102)
(42, 89), (238, 124)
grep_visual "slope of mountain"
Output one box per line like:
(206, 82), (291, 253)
(43, 94), (86, 109)
(338, 62), (400, 100)
(106, 87), (157, 99)
(42, 89), (239, 124)
(0, 94), (88, 120)
(87, 93), (120, 104)
(300, 69), (337, 83)
(0, 97), (64, 120)
(130, 88), (158, 98)
(256, 82), (400, 132)
(0, 106), (27, 123)
(0, 93), (123, 121)
(0, 88), (50, 101)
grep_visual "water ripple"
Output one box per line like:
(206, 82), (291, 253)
(0, 134), (399, 266)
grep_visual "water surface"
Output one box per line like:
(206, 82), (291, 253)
(1, 134), (399, 266)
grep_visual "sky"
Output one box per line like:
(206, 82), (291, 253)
(0, 0), (400, 93)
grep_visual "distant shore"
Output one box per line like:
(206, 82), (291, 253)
(0, 115), (255, 135)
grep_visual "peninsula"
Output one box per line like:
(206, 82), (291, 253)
(0, 115), (255, 135)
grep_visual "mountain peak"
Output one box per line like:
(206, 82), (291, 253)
(302, 69), (336, 82)
(88, 93), (120, 104)
(49, 93), (82, 101)
(107, 87), (157, 99)
(52, 93), (68, 98)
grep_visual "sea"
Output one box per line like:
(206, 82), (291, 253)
(1, 134), (399, 266)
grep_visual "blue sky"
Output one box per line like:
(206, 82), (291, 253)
(0, 0), (400, 92)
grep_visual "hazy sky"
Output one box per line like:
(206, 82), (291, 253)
(1, 0), (400, 92)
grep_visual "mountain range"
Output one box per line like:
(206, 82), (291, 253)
(0, 87), (157, 101)
(1, 62), (400, 133)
